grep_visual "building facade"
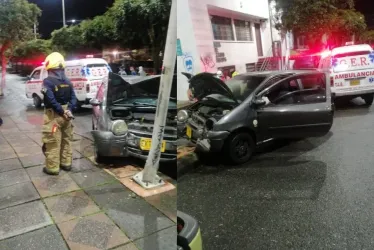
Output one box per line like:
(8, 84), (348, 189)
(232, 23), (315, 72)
(177, 0), (275, 100)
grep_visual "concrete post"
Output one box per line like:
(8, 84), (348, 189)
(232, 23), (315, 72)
(133, 0), (177, 189)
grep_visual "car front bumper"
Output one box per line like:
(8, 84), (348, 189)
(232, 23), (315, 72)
(190, 129), (230, 153)
(91, 130), (177, 162)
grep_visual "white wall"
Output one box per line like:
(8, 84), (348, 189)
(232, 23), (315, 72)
(177, 0), (273, 101)
(176, 0), (200, 101)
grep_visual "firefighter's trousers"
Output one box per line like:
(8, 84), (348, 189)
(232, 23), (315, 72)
(42, 105), (74, 173)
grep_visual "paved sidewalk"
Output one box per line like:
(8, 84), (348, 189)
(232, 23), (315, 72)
(0, 75), (176, 250)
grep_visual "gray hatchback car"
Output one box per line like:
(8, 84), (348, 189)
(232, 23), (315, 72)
(178, 70), (334, 164)
(90, 72), (177, 163)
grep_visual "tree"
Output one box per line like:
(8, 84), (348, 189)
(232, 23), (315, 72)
(12, 39), (52, 59)
(114, 0), (171, 72)
(51, 26), (86, 56)
(273, 0), (366, 48)
(0, 0), (41, 95)
(359, 30), (374, 44)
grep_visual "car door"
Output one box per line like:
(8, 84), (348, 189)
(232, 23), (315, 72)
(92, 82), (105, 130)
(256, 72), (333, 138)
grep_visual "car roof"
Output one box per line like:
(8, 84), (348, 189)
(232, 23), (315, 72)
(239, 69), (320, 78)
(331, 44), (372, 56)
(119, 74), (160, 84)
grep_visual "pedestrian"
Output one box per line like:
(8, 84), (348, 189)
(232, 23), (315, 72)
(130, 66), (137, 75)
(41, 52), (77, 175)
(216, 70), (225, 81)
(139, 66), (146, 76)
(232, 71), (239, 78)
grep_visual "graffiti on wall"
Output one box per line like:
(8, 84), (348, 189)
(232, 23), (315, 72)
(214, 42), (227, 63)
(182, 53), (194, 74)
(200, 53), (215, 72)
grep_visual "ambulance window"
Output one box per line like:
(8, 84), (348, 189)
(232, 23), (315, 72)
(31, 70), (41, 80)
(87, 64), (107, 68)
(334, 50), (371, 59)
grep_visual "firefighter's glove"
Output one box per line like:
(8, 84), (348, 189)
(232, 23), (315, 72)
(63, 110), (74, 120)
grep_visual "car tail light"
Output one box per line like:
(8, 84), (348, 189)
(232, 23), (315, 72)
(86, 84), (90, 93)
(330, 76), (334, 87)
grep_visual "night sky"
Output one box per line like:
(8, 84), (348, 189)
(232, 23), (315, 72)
(29, 0), (115, 38)
(355, 0), (374, 28)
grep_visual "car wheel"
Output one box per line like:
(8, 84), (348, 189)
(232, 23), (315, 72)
(224, 132), (255, 165)
(33, 95), (42, 108)
(363, 94), (374, 106)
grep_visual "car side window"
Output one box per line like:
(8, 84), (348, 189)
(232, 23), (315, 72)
(96, 83), (105, 101)
(263, 77), (301, 105)
(265, 74), (326, 105)
(31, 70), (41, 80)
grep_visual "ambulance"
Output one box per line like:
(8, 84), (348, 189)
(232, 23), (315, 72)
(25, 58), (111, 108)
(318, 44), (374, 105)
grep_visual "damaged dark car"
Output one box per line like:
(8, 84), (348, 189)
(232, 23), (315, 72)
(90, 72), (177, 163)
(178, 71), (334, 164)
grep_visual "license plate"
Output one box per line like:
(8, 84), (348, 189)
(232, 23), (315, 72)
(140, 138), (166, 152)
(350, 79), (360, 86)
(186, 126), (192, 138)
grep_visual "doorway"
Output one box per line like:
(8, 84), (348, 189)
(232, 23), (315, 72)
(255, 23), (263, 57)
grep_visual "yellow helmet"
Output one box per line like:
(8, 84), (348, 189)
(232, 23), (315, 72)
(44, 52), (65, 70)
(232, 71), (238, 77)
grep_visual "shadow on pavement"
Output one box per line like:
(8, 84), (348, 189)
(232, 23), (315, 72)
(334, 97), (372, 118)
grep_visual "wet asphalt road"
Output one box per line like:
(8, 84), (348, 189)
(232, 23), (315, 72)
(2, 73), (175, 178)
(178, 98), (374, 249)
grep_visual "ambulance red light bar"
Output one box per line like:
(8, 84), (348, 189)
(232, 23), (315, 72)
(86, 55), (94, 58)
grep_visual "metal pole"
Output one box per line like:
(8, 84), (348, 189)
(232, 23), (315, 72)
(62, 0), (66, 27)
(34, 23), (37, 39)
(133, 0), (177, 189)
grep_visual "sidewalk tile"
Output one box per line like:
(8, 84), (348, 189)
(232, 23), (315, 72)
(19, 153), (45, 168)
(0, 158), (22, 173)
(27, 166), (80, 198)
(0, 182), (40, 210)
(107, 165), (142, 178)
(0, 200), (53, 240)
(134, 226), (176, 250)
(112, 243), (139, 250)
(85, 183), (175, 240)
(44, 190), (101, 223)
(32, 174), (81, 198)
(145, 189), (177, 223)
(71, 158), (95, 173)
(73, 150), (83, 159)
(0, 146), (17, 161)
(13, 145), (41, 158)
(0, 225), (69, 250)
(58, 212), (130, 250)
(69, 169), (118, 189)
(0, 168), (30, 188)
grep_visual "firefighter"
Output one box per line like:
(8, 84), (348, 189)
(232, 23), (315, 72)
(41, 52), (77, 175)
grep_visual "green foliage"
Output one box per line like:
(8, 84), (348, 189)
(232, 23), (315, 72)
(82, 14), (118, 49)
(360, 30), (374, 43)
(12, 39), (52, 58)
(51, 26), (86, 54)
(273, 0), (366, 47)
(0, 0), (41, 44)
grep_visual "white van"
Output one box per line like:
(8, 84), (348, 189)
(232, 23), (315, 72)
(25, 58), (111, 108)
(318, 44), (374, 105)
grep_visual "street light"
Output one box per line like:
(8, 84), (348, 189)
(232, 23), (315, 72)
(62, 0), (66, 27)
(71, 19), (76, 24)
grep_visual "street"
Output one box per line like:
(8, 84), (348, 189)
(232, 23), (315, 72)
(178, 98), (374, 249)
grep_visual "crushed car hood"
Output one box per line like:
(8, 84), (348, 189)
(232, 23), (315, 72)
(107, 72), (177, 106)
(184, 72), (238, 103)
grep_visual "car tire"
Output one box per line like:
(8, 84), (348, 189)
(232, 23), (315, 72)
(33, 95), (42, 108)
(224, 132), (255, 165)
(363, 94), (374, 106)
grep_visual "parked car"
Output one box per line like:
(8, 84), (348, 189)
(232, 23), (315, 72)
(25, 58), (111, 108)
(178, 71), (334, 164)
(318, 44), (374, 105)
(177, 211), (203, 250)
(90, 72), (177, 163)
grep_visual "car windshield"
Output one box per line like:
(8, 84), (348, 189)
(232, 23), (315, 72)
(226, 75), (267, 102)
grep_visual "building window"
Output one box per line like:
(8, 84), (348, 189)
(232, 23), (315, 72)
(234, 19), (253, 41)
(210, 15), (234, 41)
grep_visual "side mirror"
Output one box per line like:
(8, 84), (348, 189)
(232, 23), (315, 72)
(253, 97), (266, 107)
(27, 76), (31, 80)
(90, 98), (102, 106)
